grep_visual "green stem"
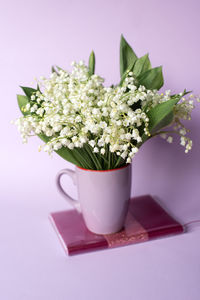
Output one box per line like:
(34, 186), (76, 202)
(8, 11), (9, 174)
(73, 148), (93, 169)
(95, 153), (103, 170)
(114, 155), (123, 169)
(100, 153), (109, 164)
(151, 130), (182, 138)
(108, 147), (111, 170)
(84, 144), (102, 170)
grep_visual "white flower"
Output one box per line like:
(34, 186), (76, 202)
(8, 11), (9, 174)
(100, 148), (105, 155)
(35, 127), (42, 134)
(102, 107), (108, 116)
(99, 121), (107, 129)
(30, 104), (38, 112)
(36, 108), (44, 116)
(125, 133), (132, 140)
(98, 139), (105, 147)
(75, 115), (82, 123)
(179, 128), (186, 135)
(46, 129), (53, 137)
(68, 143), (74, 150)
(54, 142), (62, 150)
(44, 144), (52, 153)
(131, 147), (138, 154)
(180, 136), (186, 146)
(89, 140), (96, 148)
(94, 147), (99, 153)
(61, 138), (70, 146)
(121, 151), (128, 159)
(54, 125), (62, 132)
(25, 103), (31, 110)
(116, 120), (122, 126)
(167, 136), (173, 143)
(79, 136), (87, 143)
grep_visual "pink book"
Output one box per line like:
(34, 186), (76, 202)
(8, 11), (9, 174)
(49, 195), (185, 256)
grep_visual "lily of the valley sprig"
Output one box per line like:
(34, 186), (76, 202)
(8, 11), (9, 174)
(14, 35), (199, 170)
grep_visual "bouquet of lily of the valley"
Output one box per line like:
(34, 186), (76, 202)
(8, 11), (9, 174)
(15, 35), (199, 170)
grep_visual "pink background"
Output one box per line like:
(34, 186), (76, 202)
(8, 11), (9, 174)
(1, 0), (200, 299)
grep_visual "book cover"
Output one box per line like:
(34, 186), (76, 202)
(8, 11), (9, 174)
(49, 195), (184, 256)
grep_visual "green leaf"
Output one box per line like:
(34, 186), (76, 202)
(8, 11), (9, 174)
(137, 66), (164, 90)
(55, 147), (81, 166)
(120, 34), (137, 77)
(17, 94), (30, 116)
(20, 86), (37, 99)
(88, 51), (95, 76)
(147, 97), (181, 134)
(51, 66), (58, 74)
(133, 54), (151, 77)
(37, 133), (49, 144)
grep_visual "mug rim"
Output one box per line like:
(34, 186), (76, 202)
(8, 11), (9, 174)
(76, 164), (130, 172)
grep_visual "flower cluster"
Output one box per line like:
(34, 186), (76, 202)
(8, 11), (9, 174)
(15, 61), (198, 165)
(144, 91), (198, 153)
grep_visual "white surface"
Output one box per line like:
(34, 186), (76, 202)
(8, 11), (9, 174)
(0, 182), (200, 300)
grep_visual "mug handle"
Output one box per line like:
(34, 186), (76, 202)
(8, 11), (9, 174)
(56, 168), (81, 212)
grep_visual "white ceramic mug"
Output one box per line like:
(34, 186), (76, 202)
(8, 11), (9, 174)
(56, 164), (132, 234)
